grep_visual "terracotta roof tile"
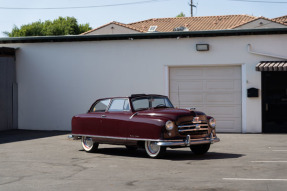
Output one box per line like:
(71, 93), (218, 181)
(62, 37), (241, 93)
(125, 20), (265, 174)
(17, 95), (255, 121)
(82, 14), (287, 35)
(127, 15), (257, 32)
(272, 15), (287, 25)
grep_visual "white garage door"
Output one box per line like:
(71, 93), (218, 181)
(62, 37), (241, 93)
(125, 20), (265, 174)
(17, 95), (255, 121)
(169, 66), (242, 132)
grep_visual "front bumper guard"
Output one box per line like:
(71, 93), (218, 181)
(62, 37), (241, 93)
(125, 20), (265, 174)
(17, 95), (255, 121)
(156, 133), (220, 147)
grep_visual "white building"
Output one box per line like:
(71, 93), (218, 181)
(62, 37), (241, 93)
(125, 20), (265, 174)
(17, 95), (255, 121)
(1, 28), (287, 133)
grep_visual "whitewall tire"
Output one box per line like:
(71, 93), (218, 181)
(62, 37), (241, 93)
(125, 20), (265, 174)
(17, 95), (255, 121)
(145, 141), (166, 158)
(81, 136), (99, 153)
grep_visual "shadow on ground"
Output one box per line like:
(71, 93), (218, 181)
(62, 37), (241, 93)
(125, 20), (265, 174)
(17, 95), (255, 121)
(0, 130), (69, 144)
(80, 147), (244, 161)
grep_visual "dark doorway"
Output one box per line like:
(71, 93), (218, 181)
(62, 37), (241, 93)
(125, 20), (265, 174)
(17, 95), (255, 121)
(0, 48), (17, 131)
(262, 72), (287, 133)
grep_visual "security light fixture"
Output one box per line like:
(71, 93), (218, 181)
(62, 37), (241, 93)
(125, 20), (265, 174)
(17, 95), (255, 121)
(196, 44), (209, 51)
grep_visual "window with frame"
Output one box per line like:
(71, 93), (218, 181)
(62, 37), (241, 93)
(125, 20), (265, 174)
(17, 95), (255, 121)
(131, 96), (174, 111)
(91, 99), (111, 112)
(108, 99), (130, 112)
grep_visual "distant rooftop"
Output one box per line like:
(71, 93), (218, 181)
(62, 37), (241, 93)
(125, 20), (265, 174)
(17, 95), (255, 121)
(273, 15), (287, 24)
(82, 14), (287, 35)
(128, 15), (257, 32)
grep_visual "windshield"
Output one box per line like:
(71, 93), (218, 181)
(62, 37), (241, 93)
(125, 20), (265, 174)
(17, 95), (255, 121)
(131, 96), (174, 111)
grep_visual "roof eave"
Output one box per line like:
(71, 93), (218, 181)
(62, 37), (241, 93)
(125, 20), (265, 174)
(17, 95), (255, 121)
(1, 28), (287, 44)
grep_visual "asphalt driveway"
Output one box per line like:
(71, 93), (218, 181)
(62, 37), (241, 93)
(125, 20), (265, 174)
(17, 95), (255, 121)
(0, 130), (287, 191)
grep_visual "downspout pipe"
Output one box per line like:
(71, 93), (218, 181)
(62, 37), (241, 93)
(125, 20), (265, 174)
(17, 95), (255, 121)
(247, 44), (287, 60)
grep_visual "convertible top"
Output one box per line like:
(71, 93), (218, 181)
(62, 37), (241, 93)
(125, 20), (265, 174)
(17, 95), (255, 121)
(130, 94), (167, 98)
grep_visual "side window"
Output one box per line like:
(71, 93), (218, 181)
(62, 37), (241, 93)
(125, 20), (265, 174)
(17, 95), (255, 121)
(108, 99), (130, 112)
(151, 98), (165, 107)
(92, 99), (111, 112)
(132, 98), (149, 111)
(123, 99), (130, 111)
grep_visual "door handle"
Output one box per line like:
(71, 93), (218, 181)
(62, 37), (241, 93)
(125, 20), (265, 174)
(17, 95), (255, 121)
(101, 115), (106, 118)
(266, 103), (268, 111)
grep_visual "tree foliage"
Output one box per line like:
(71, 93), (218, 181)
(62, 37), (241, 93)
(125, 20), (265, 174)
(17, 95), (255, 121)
(4, 17), (92, 37)
(176, 12), (186, 17)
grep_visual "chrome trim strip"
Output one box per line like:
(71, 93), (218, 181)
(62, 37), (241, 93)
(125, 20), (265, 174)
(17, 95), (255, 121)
(178, 124), (208, 129)
(71, 134), (161, 142)
(156, 137), (220, 146)
(72, 133), (220, 147)
(157, 133), (220, 146)
(178, 128), (208, 132)
(129, 112), (138, 119)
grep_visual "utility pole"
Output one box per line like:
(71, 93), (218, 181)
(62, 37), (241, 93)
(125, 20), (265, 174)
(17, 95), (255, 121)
(190, 0), (196, 17)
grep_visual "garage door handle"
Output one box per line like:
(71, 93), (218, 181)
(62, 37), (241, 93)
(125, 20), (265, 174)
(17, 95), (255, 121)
(101, 115), (106, 118)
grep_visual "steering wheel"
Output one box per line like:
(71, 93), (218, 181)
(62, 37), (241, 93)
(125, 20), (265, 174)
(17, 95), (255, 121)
(155, 104), (166, 108)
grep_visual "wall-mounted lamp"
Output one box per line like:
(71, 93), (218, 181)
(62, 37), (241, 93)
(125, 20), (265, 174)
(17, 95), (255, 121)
(196, 44), (209, 51)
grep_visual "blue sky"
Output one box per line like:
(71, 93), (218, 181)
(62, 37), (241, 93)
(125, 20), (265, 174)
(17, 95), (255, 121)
(0, 0), (286, 37)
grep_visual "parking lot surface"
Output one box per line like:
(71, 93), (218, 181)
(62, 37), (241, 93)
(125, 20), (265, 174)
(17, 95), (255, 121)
(0, 130), (287, 191)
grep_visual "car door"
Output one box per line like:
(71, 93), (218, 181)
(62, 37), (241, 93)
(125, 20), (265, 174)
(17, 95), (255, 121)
(84, 99), (111, 136)
(101, 98), (132, 139)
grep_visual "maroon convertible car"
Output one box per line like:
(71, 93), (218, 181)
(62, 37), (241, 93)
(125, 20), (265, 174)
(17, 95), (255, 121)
(72, 94), (220, 158)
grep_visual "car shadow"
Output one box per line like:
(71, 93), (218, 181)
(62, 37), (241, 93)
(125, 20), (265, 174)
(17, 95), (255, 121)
(0, 130), (69, 144)
(80, 147), (244, 161)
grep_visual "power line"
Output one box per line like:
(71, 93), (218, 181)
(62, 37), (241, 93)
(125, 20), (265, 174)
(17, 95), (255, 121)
(0, 0), (172, 10)
(230, 0), (287, 4)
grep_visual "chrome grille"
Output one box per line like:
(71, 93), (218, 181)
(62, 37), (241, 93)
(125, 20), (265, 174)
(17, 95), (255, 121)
(177, 120), (209, 135)
(180, 130), (208, 136)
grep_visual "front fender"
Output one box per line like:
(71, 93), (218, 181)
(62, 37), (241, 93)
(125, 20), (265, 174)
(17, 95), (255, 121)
(128, 115), (171, 140)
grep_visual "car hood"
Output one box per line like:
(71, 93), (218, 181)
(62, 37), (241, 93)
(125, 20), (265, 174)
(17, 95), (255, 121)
(137, 108), (206, 120)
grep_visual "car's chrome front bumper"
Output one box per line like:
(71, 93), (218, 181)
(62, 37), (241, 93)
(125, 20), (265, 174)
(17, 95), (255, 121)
(156, 133), (220, 147)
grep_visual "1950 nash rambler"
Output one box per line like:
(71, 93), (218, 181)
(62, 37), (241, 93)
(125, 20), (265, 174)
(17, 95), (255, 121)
(71, 94), (220, 158)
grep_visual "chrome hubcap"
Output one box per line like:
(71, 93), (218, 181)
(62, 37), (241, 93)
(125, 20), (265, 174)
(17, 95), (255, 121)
(148, 141), (160, 154)
(83, 137), (93, 149)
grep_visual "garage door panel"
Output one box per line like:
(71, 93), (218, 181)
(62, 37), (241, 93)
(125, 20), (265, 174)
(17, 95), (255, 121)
(206, 93), (236, 103)
(170, 92), (203, 103)
(206, 93), (241, 104)
(205, 105), (241, 117)
(216, 118), (241, 132)
(206, 80), (238, 90)
(170, 66), (242, 132)
(171, 93), (241, 105)
(234, 80), (242, 90)
(170, 68), (203, 80)
(204, 67), (241, 79)
(170, 80), (203, 91)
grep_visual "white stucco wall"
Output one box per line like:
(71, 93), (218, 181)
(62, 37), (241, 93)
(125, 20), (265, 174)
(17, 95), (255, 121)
(2, 33), (287, 132)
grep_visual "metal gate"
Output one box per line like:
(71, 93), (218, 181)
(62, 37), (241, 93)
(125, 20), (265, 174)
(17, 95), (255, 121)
(0, 48), (17, 131)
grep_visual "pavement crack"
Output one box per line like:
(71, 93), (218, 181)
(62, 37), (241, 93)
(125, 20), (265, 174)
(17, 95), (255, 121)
(0, 176), (25, 186)
(126, 180), (138, 186)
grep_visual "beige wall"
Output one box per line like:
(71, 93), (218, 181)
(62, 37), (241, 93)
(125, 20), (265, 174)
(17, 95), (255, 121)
(85, 24), (140, 35)
(2, 34), (287, 132)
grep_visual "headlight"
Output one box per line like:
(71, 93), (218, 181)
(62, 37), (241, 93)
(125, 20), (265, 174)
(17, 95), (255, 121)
(165, 120), (174, 131)
(208, 118), (216, 128)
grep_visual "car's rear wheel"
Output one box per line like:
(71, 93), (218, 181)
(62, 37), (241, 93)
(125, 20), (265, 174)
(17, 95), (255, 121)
(81, 136), (99, 152)
(190, 144), (210, 155)
(145, 141), (166, 158)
